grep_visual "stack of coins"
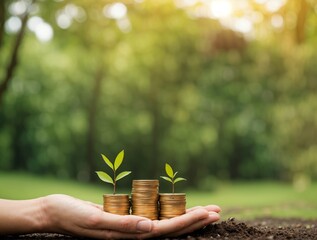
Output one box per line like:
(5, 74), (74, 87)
(103, 194), (130, 215)
(131, 180), (159, 220)
(159, 193), (186, 220)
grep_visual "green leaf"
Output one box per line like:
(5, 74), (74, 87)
(174, 177), (186, 183)
(114, 150), (124, 170)
(160, 176), (173, 183)
(165, 163), (174, 178)
(173, 171), (178, 178)
(96, 171), (114, 184)
(101, 154), (113, 170)
(115, 171), (131, 181)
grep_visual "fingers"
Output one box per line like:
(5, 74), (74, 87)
(85, 212), (153, 234)
(187, 205), (221, 213)
(166, 212), (220, 237)
(79, 205), (220, 239)
(78, 212), (219, 239)
(139, 208), (209, 238)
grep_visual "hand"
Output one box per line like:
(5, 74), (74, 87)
(139, 205), (221, 239)
(42, 194), (221, 239)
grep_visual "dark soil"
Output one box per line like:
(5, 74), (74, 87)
(2, 218), (317, 240)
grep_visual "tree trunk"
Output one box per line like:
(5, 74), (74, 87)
(0, 0), (5, 49)
(86, 67), (103, 181)
(295, 0), (308, 45)
(0, 9), (29, 106)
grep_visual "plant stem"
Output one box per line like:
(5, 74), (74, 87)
(113, 169), (116, 195)
(172, 182), (174, 194)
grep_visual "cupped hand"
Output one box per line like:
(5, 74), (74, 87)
(42, 194), (220, 239)
(139, 205), (221, 239)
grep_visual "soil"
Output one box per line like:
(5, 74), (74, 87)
(2, 217), (317, 240)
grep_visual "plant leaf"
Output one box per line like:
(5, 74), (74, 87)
(114, 150), (124, 170)
(160, 176), (173, 183)
(173, 171), (178, 178)
(165, 163), (174, 178)
(96, 171), (114, 184)
(115, 171), (131, 181)
(101, 154), (113, 170)
(174, 177), (187, 183)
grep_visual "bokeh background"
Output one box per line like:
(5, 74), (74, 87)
(0, 0), (317, 218)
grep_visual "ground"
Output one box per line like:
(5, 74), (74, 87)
(2, 218), (317, 240)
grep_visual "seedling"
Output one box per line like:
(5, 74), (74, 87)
(160, 163), (186, 193)
(96, 150), (131, 194)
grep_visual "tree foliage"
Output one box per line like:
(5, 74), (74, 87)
(0, 0), (316, 187)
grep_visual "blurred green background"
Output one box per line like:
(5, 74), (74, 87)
(0, 0), (316, 219)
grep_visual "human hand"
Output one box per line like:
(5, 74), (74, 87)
(41, 194), (220, 239)
(139, 204), (221, 239)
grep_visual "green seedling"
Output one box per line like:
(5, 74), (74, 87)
(160, 163), (186, 193)
(96, 150), (131, 194)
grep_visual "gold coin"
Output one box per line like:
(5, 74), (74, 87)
(159, 193), (186, 219)
(103, 194), (130, 215)
(131, 180), (159, 220)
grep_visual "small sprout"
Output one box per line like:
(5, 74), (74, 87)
(96, 150), (131, 194)
(160, 163), (186, 193)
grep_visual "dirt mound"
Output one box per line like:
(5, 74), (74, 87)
(185, 217), (317, 240)
(2, 218), (317, 239)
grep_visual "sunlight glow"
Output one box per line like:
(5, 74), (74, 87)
(177, 0), (289, 35)
(65, 4), (86, 22)
(250, 11), (263, 23)
(234, 18), (253, 33)
(271, 14), (284, 28)
(5, 16), (22, 33)
(56, 12), (72, 29)
(174, 0), (197, 8)
(265, 0), (286, 12)
(254, 0), (286, 12)
(27, 16), (43, 31)
(27, 16), (53, 42)
(208, 0), (255, 34)
(55, 4), (86, 29)
(254, 0), (267, 4)
(220, 17), (253, 35)
(117, 17), (131, 33)
(9, 0), (27, 16)
(34, 22), (53, 42)
(103, 2), (127, 19)
(210, 0), (233, 19)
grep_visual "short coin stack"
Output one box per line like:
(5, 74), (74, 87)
(159, 193), (186, 220)
(103, 194), (130, 215)
(131, 180), (159, 220)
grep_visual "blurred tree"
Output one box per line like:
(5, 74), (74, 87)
(0, 0), (316, 185)
(0, 0), (31, 106)
(0, 1), (5, 48)
(295, 0), (308, 44)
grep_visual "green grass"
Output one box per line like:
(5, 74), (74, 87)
(0, 171), (106, 203)
(1, 171), (316, 220)
(188, 181), (317, 219)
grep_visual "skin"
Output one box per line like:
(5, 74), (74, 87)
(0, 194), (221, 239)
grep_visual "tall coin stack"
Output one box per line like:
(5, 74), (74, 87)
(159, 193), (186, 220)
(103, 194), (130, 215)
(131, 180), (159, 220)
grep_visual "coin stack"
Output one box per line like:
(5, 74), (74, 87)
(159, 193), (186, 220)
(131, 180), (159, 220)
(103, 194), (130, 215)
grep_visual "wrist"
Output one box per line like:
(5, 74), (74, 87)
(37, 196), (53, 233)
(0, 197), (49, 235)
